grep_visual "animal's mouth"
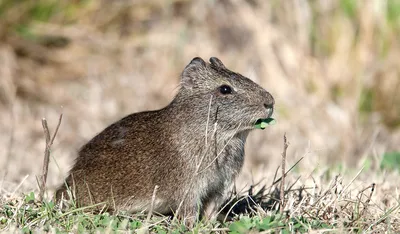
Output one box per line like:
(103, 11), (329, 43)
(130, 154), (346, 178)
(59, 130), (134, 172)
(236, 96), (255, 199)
(254, 117), (276, 129)
(252, 104), (275, 129)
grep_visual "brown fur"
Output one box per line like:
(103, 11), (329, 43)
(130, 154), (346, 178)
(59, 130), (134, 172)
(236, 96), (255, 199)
(55, 57), (274, 225)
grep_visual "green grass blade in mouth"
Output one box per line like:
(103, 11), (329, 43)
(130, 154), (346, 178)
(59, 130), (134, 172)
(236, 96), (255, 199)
(255, 118), (276, 129)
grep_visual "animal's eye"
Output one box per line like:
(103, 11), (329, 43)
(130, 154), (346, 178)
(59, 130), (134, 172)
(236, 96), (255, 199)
(219, 85), (233, 95)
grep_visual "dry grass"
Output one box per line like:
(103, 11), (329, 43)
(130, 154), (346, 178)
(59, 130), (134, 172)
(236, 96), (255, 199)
(0, 0), (399, 232)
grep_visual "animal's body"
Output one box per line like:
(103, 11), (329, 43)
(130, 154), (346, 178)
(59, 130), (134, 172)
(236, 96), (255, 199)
(56, 57), (274, 225)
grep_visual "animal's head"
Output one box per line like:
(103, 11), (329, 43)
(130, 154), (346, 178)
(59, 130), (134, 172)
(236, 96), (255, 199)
(177, 57), (274, 131)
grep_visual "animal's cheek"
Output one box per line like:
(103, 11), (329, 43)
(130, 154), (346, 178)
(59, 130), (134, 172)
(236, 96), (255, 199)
(212, 98), (233, 109)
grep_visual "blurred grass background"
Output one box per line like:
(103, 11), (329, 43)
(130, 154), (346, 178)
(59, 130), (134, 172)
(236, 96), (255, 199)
(0, 0), (399, 193)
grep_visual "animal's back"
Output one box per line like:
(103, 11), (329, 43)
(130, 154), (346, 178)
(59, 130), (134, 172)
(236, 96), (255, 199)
(56, 108), (187, 213)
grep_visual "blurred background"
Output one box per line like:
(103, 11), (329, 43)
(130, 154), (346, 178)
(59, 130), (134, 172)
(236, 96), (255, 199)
(0, 0), (399, 194)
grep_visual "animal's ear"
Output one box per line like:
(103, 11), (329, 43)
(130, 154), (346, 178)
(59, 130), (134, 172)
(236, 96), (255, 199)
(209, 57), (226, 69)
(181, 57), (207, 89)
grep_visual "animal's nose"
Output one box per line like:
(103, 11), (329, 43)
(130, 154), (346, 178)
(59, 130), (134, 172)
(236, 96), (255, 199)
(263, 93), (274, 117)
(263, 94), (275, 109)
(264, 103), (274, 109)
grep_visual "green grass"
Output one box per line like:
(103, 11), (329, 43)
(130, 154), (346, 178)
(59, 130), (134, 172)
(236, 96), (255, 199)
(381, 152), (400, 171)
(0, 194), (334, 233)
(1, 173), (396, 233)
(387, 0), (400, 27)
(2, 156), (399, 233)
(359, 88), (374, 115)
(0, 0), (88, 41)
(1, 193), (149, 233)
(228, 215), (332, 233)
(340, 0), (358, 18)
